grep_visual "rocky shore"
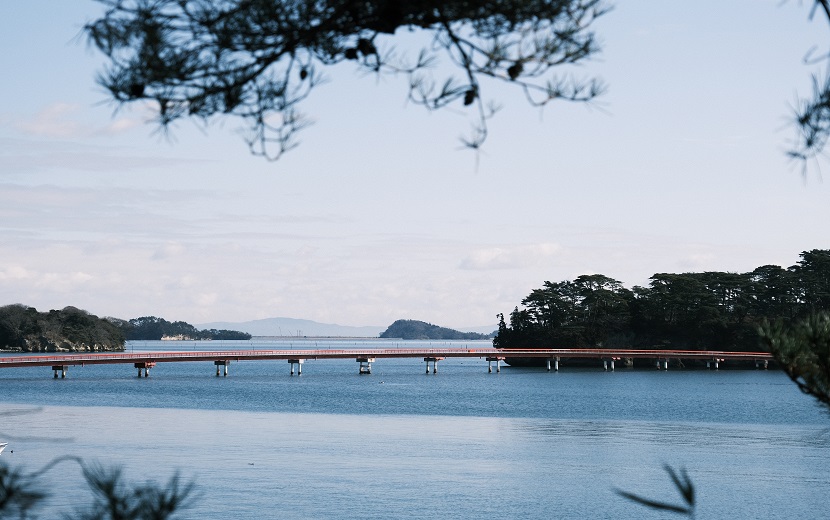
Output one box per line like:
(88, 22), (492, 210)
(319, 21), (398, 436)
(2, 334), (125, 352)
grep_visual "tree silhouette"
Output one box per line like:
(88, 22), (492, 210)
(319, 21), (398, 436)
(0, 456), (194, 520)
(791, 0), (830, 165)
(84, 0), (608, 160)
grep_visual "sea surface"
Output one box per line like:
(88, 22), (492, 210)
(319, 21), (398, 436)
(1, 339), (828, 519)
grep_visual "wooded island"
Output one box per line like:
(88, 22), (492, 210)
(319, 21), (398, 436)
(494, 249), (830, 353)
(380, 319), (492, 340)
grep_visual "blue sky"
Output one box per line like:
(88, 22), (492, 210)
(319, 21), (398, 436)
(1, 1), (828, 329)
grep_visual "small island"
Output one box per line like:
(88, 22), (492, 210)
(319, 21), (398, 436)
(379, 319), (493, 340)
(114, 316), (252, 341)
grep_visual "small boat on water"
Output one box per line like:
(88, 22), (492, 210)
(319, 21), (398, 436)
(0, 443), (7, 455)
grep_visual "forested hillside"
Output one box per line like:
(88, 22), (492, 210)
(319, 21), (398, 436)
(114, 316), (252, 341)
(0, 307), (252, 352)
(0, 304), (124, 352)
(380, 319), (492, 340)
(494, 249), (830, 352)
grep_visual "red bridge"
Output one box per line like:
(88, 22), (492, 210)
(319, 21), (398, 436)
(0, 348), (774, 377)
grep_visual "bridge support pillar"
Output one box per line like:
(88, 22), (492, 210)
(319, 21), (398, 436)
(755, 359), (768, 370)
(214, 360), (230, 377)
(52, 366), (67, 379)
(288, 359), (304, 376)
(424, 357), (443, 374)
(486, 357), (503, 373)
(712, 359), (720, 370)
(134, 362), (156, 378)
(554, 357), (560, 371)
(603, 358), (615, 371)
(357, 357), (374, 375)
(657, 359), (668, 370)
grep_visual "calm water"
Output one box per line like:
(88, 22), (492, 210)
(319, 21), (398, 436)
(1, 339), (828, 519)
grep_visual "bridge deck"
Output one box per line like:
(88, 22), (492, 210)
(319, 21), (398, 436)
(0, 348), (774, 369)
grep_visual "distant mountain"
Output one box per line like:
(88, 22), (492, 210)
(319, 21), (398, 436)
(196, 317), (386, 338)
(380, 319), (493, 340)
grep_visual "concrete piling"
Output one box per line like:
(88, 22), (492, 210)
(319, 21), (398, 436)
(133, 362), (156, 377)
(214, 360), (229, 377)
(357, 357), (374, 375)
(288, 359), (304, 376)
(133, 361), (156, 377)
(423, 357), (444, 374)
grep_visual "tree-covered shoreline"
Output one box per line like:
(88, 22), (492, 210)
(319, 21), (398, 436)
(0, 305), (124, 352)
(0, 307), (251, 352)
(494, 249), (830, 353)
(112, 316), (252, 341)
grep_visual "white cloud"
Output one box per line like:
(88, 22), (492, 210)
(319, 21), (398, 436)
(0, 266), (94, 292)
(295, 245), (318, 258)
(152, 242), (187, 260)
(676, 252), (717, 272)
(13, 101), (147, 142)
(0, 265), (34, 281)
(459, 243), (562, 270)
(34, 271), (94, 289)
(100, 117), (142, 135)
(16, 103), (84, 138)
(194, 292), (219, 306)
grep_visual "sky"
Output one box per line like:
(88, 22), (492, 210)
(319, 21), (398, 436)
(1, 1), (829, 330)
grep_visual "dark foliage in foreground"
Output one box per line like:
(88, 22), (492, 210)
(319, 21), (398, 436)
(0, 461), (47, 519)
(0, 457), (194, 520)
(494, 249), (830, 351)
(616, 465), (696, 518)
(84, 0), (607, 159)
(790, 1), (830, 165)
(761, 311), (830, 409)
(82, 1), (830, 169)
